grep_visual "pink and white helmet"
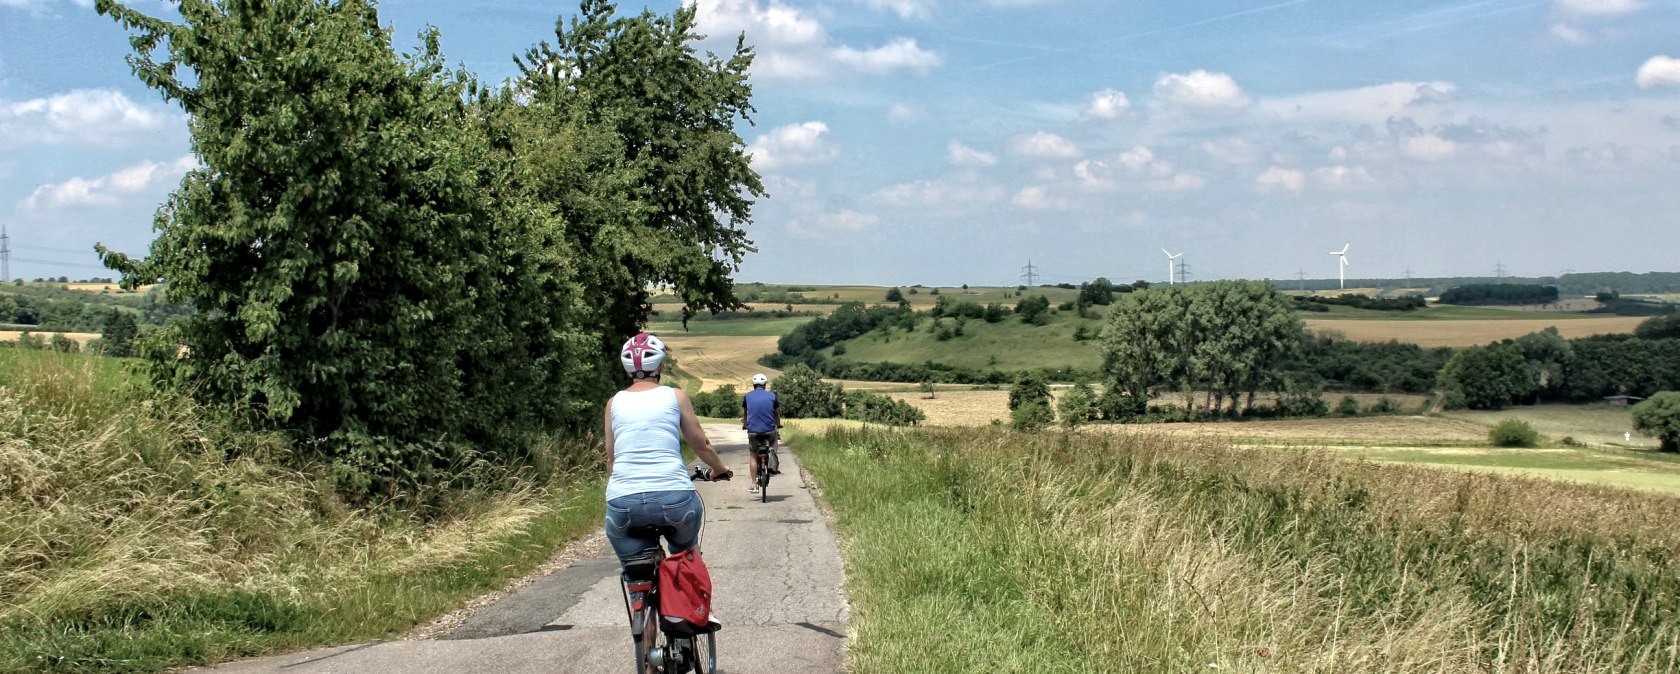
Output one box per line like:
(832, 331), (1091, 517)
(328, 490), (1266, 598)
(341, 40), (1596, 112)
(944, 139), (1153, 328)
(620, 333), (668, 378)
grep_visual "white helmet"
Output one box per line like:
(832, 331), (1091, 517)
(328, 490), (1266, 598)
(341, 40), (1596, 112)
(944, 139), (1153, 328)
(752, 373), (769, 387)
(620, 333), (668, 378)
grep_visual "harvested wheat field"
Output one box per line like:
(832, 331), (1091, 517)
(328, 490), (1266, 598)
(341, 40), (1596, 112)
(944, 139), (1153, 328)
(889, 389), (1011, 426)
(1112, 415), (1493, 444)
(659, 334), (780, 391)
(0, 331), (100, 346)
(1305, 316), (1642, 347)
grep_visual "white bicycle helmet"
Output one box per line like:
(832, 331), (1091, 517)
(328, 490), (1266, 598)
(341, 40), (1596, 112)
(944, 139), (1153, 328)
(620, 333), (668, 379)
(752, 373), (769, 387)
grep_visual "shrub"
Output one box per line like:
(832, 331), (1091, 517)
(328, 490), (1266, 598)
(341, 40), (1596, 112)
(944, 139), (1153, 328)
(1632, 391), (1680, 453)
(689, 384), (741, 418)
(1009, 372), (1051, 411)
(1057, 382), (1095, 426)
(1095, 388), (1147, 421)
(843, 390), (925, 426)
(1335, 395), (1361, 416)
(1489, 419), (1540, 447)
(776, 364), (846, 419)
(1274, 389), (1328, 418)
(49, 333), (80, 353)
(1010, 400), (1054, 430)
(14, 332), (44, 350)
(1364, 397), (1399, 414)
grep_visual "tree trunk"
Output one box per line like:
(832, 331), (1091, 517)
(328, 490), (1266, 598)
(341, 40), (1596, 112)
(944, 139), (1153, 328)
(1663, 437), (1678, 453)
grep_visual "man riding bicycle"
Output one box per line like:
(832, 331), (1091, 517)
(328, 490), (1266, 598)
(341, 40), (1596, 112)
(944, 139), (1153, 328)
(741, 373), (782, 496)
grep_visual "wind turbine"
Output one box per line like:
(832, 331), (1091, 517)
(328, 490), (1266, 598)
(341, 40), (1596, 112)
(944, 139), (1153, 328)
(1162, 249), (1182, 285)
(1329, 243), (1350, 290)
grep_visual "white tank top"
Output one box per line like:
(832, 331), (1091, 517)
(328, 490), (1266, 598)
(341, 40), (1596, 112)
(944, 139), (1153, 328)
(606, 386), (694, 500)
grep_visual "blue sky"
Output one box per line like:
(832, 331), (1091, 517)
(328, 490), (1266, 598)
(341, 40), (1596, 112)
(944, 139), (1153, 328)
(2, 0), (1677, 287)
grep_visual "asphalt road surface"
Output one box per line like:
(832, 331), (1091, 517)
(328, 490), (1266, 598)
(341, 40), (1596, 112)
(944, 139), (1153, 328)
(193, 424), (849, 674)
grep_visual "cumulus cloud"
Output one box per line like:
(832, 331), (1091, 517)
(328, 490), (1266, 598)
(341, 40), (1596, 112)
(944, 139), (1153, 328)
(748, 121), (839, 170)
(1202, 138), (1258, 165)
(1084, 88), (1131, 120)
(1314, 165), (1376, 189)
(1152, 70), (1249, 109)
(1117, 145), (1155, 171)
(1553, 0), (1647, 16)
(1149, 173), (1206, 192)
(0, 89), (179, 146)
(691, 0), (940, 80)
(1550, 23), (1591, 44)
(1009, 131), (1080, 159)
(886, 103), (922, 124)
(1400, 134), (1457, 160)
(21, 155), (196, 210)
(1637, 55), (1680, 89)
(1255, 166), (1305, 194)
(947, 140), (997, 168)
(832, 38), (942, 75)
(1012, 185), (1070, 210)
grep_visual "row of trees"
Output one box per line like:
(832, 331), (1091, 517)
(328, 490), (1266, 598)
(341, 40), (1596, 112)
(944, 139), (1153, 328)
(94, 0), (761, 499)
(1097, 281), (1305, 416)
(1437, 284), (1559, 306)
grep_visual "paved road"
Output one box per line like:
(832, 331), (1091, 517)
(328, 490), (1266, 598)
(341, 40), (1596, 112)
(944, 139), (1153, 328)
(194, 425), (848, 674)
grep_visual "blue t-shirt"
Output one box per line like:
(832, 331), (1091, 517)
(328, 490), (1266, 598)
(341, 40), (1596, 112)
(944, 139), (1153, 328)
(743, 388), (779, 433)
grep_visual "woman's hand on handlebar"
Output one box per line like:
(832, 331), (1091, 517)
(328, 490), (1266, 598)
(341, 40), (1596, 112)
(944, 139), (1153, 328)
(710, 468), (733, 481)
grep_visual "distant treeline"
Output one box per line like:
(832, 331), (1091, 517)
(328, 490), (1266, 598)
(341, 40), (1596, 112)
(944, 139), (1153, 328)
(0, 294), (130, 332)
(1437, 284), (1559, 306)
(1293, 294), (1427, 312)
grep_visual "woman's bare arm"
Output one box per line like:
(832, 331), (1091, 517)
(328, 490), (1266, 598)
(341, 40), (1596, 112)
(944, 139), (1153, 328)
(603, 399), (615, 475)
(675, 389), (729, 475)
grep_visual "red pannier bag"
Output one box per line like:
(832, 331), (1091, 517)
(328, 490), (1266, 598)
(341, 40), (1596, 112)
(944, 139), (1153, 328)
(658, 548), (721, 635)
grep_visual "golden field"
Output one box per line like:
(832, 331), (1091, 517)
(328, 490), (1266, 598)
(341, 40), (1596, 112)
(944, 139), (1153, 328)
(1305, 316), (1643, 347)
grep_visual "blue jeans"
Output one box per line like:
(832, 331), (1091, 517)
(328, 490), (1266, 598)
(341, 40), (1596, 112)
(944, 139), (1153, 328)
(605, 489), (704, 566)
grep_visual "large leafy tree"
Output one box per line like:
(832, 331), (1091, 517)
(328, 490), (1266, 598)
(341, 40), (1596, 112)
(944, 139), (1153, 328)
(94, 0), (601, 497)
(511, 0), (762, 344)
(1436, 344), (1532, 410)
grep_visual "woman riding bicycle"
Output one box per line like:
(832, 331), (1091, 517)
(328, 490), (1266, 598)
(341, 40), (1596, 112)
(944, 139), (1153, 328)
(604, 333), (732, 567)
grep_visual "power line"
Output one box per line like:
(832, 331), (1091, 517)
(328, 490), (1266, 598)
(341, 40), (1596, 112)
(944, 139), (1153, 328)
(1, 223), (9, 284)
(1020, 259), (1039, 286)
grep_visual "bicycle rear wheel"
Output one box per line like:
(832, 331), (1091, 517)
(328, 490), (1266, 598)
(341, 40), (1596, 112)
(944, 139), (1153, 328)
(688, 631), (717, 673)
(757, 454), (770, 502)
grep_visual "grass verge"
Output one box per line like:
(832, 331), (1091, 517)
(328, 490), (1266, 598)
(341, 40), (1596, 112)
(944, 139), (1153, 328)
(795, 425), (1680, 673)
(0, 350), (604, 673)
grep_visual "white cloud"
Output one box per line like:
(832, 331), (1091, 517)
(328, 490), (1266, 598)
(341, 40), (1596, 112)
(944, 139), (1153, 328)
(1550, 23), (1592, 44)
(1009, 131), (1080, 159)
(1072, 160), (1113, 189)
(0, 89), (178, 146)
(947, 140), (997, 168)
(1117, 145), (1154, 171)
(1149, 173), (1206, 192)
(1255, 166), (1306, 194)
(873, 176), (1005, 206)
(1152, 70), (1249, 109)
(817, 209), (879, 231)
(1636, 55), (1680, 89)
(832, 38), (942, 75)
(690, 0), (940, 80)
(886, 103), (922, 124)
(857, 0), (935, 19)
(747, 121), (838, 170)
(1400, 134), (1457, 160)
(1203, 138), (1258, 165)
(1260, 81), (1455, 126)
(1084, 89), (1131, 120)
(1314, 165), (1376, 189)
(1553, 0), (1647, 16)
(21, 155), (196, 210)
(1012, 185), (1069, 210)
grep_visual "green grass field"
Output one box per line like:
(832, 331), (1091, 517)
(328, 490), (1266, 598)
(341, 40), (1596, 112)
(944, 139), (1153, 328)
(828, 309), (1104, 372)
(795, 426), (1680, 673)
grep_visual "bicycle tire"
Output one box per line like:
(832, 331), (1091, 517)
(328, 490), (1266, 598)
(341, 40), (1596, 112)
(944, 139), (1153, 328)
(688, 631), (718, 673)
(758, 454), (770, 503)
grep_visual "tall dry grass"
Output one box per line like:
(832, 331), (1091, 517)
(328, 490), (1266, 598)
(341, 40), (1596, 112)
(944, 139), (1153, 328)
(797, 426), (1680, 673)
(0, 350), (603, 672)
